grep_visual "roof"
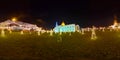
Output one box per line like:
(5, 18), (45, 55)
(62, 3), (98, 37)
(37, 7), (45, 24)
(0, 20), (37, 27)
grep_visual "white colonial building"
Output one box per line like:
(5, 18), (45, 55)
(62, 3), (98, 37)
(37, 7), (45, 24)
(53, 21), (80, 33)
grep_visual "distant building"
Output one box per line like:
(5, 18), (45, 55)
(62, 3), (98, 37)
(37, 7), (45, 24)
(109, 15), (120, 29)
(0, 20), (39, 30)
(53, 21), (80, 33)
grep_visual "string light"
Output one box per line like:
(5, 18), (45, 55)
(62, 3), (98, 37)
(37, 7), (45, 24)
(50, 30), (53, 36)
(20, 30), (24, 35)
(1, 29), (5, 37)
(81, 29), (84, 35)
(91, 26), (97, 40)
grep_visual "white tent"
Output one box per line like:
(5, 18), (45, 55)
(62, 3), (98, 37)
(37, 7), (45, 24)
(0, 20), (39, 30)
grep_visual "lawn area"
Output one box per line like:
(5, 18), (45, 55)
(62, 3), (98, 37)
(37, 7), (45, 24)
(0, 30), (120, 60)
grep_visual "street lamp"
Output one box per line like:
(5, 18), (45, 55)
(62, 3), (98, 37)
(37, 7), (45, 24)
(12, 17), (17, 22)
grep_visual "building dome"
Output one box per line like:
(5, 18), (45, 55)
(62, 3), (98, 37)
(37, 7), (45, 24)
(61, 21), (65, 26)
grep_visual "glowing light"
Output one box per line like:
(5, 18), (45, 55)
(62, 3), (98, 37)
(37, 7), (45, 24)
(37, 30), (41, 35)
(37, 31), (40, 35)
(110, 25), (115, 28)
(50, 30), (53, 36)
(77, 30), (79, 32)
(87, 27), (90, 32)
(59, 32), (62, 35)
(20, 30), (24, 35)
(109, 15), (120, 29)
(61, 21), (65, 26)
(12, 17), (17, 22)
(113, 19), (118, 27)
(78, 30), (81, 33)
(37, 28), (41, 35)
(91, 26), (97, 40)
(55, 22), (58, 27)
(46, 30), (49, 33)
(8, 29), (12, 34)
(41, 30), (45, 34)
(1, 29), (5, 37)
(113, 15), (118, 26)
(102, 27), (105, 32)
(81, 29), (84, 35)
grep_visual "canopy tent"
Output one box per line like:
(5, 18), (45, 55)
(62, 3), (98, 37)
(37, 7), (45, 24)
(0, 20), (39, 30)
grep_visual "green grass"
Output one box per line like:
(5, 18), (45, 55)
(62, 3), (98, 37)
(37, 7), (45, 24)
(0, 30), (120, 60)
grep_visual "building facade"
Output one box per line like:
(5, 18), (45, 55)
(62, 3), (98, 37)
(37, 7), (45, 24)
(109, 15), (120, 29)
(53, 22), (80, 33)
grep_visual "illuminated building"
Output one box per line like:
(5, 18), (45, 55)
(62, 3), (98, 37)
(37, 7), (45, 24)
(0, 20), (39, 31)
(53, 21), (80, 33)
(109, 15), (120, 29)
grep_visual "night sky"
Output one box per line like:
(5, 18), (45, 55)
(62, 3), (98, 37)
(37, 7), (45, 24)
(0, 0), (120, 29)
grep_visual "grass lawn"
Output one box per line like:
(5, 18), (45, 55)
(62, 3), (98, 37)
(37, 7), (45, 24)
(0, 30), (120, 60)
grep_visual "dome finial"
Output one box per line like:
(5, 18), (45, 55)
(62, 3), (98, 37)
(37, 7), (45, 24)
(61, 21), (65, 26)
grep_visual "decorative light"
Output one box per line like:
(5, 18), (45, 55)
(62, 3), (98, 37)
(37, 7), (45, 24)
(8, 29), (12, 34)
(41, 30), (45, 34)
(78, 30), (81, 33)
(50, 30), (53, 36)
(113, 20), (118, 26)
(102, 28), (105, 32)
(46, 30), (49, 33)
(12, 17), (17, 22)
(37, 31), (40, 36)
(1, 29), (5, 37)
(59, 32), (62, 35)
(20, 30), (24, 35)
(37, 31), (40, 35)
(81, 29), (84, 35)
(61, 21), (65, 26)
(37, 28), (41, 35)
(87, 27), (90, 32)
(91, 26), (97, 40)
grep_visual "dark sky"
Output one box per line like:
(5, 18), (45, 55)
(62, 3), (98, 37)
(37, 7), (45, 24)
(0, 0), (120, 28)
